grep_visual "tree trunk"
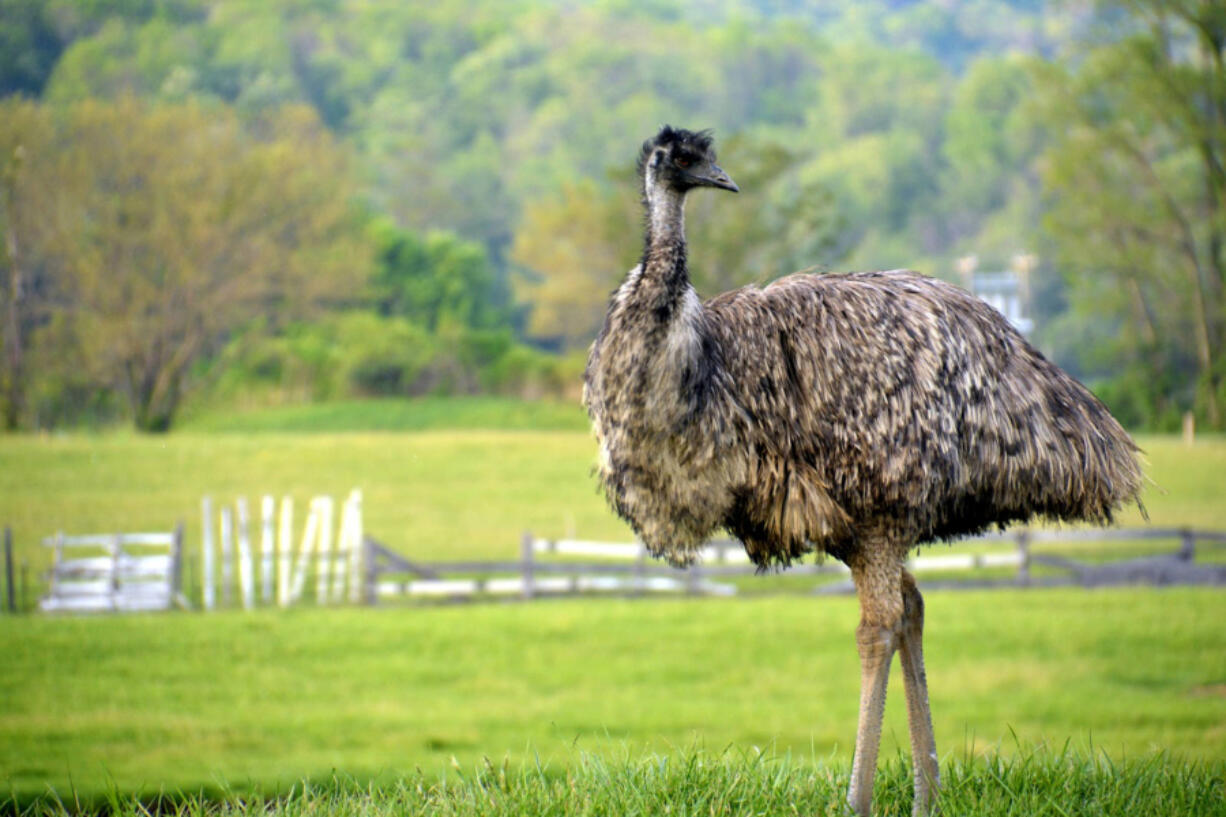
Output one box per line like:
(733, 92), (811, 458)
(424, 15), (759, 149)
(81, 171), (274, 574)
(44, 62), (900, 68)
(1183, 254), (1220, 427)
(1197, 8), (1226, 427)
(1, 185), (24, 432)
(132, 372), (181, 433)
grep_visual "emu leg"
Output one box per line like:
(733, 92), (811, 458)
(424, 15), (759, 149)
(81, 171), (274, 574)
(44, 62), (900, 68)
(847, 552), (903, 817)
(899, 570), (939, 815)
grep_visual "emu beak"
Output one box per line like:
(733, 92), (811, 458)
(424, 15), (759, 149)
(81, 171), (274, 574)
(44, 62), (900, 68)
(705, 164), (739, 193)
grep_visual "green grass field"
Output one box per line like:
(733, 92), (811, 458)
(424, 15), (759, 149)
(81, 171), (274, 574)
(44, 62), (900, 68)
(2, 399), (1225, 814)
(2, 590), (1225, 809)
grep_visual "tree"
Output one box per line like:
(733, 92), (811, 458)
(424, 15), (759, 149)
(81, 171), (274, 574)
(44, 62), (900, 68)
(34, 97), (363, 431)
(371, 219), (508, 332)
(0, 0), (63, 97)
(1035, 0), (1226, 427)
(509, 178), (639, 351)
(798, 43), (951, 270)
(0, 98), (55, 429)
(941, 55), (1039, 239)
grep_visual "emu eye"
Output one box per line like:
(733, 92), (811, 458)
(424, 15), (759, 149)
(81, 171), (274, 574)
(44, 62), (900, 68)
(675, 156), (692, 169)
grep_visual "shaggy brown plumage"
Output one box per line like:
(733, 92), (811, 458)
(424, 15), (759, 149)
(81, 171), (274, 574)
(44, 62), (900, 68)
(583, 126), (1143, 816)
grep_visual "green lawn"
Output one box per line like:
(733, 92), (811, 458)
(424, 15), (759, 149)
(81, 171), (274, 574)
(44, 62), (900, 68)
(2, 589), (1224, 806)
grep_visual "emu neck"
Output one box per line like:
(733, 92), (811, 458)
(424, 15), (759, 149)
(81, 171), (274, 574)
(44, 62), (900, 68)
(641, 184), (689, 293)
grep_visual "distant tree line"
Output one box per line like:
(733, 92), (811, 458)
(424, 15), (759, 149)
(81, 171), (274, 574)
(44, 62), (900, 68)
(0, 0), (1221, 431)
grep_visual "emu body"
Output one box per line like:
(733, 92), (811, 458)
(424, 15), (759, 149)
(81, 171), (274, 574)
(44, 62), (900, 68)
(583, 127), (1143, 816)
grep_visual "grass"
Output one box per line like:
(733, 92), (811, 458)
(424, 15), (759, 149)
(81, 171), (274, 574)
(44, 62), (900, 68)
(1, 589), (1224, 806)
(178, 396), (591, 433)
(11, 749), (1225, 816)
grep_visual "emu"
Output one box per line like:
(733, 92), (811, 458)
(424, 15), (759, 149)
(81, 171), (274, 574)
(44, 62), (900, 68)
(582, 126), (1143, 816)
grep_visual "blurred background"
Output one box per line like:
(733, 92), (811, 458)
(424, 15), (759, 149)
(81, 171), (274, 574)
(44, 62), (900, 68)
(1, 0), (1222, 434)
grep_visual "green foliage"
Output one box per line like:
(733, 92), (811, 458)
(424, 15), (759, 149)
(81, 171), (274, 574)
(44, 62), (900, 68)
(197, 312), (576, 410)
(0, 97), (54, 430)
(205, 313), (433, 403)
(371, 220), (507, 332)
(1033, 1), (1226, 429)
(0, 0), (208, 97)
(943, 55), (1040, 223)
(0, 0), (63, 96)
(4, 0), (1218, 430)
(9, 97), (367, 431)
(1092, 369), (1193, 432)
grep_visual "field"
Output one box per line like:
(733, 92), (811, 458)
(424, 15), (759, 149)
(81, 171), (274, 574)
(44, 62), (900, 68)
(3, 590), (1225, 809)
(2, 399), (1225, 814)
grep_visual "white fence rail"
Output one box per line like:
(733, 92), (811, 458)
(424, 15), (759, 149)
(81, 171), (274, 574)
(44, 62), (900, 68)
(200, 490), (363, 610)
(39, 527), (185, 613)
(368, 527), (1226, 604)
(530, 537), (1025, 573)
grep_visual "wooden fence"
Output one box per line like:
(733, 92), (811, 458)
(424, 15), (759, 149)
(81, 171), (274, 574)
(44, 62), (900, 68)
(39, 527), (186, 613)
(200, 490), (363, 610)
(365, 526), (1226, 603)
(13, 521), (1225, 614)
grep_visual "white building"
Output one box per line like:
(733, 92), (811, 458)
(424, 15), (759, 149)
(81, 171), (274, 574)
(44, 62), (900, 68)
(958, 254), (1035, 335)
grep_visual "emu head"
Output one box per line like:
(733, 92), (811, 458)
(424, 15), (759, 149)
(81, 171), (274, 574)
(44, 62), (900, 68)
(638, 125), (739, 196)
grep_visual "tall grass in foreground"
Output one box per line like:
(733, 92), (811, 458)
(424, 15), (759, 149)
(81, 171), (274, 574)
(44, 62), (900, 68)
(14, 748), (1225, 816)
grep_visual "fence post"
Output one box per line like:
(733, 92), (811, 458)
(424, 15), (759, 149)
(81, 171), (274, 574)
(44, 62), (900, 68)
(289, 500), (318, 604)
(1178, 529), (1196, 562)
(109, 533), (122, 611)
(220, 505), (234, 607)
(236, 497), (255, 610)
(171, 521), (185, 608)
(277, 497), (293, 607)
(633, 540), (647, 597)
(363, 535), (378, 606)
(332, 494), (352, 604)
(346, 490), (364, 604)
(260, 496), (275, 604)
(48, 531), (64, 603)
(521, 531), (535, 600)
(201, 496), (215, 611)
(686, 559), (702, 596)
(315, 496), (333, 605)
(4, 526), (14, 614)
(185, 554), (196, 610)
(1016, 530), (1031, 586)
